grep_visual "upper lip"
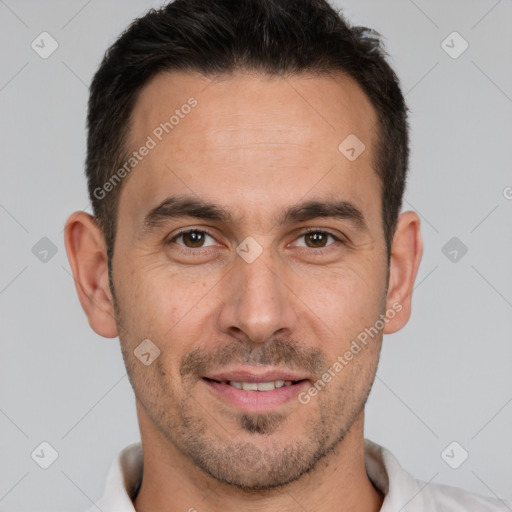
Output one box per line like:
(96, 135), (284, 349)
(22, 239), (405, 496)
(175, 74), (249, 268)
(203, 367), (311, 383)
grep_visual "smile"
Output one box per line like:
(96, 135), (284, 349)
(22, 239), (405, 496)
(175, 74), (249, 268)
(205, 378), (298, 391)
(201, 376), (310, 412)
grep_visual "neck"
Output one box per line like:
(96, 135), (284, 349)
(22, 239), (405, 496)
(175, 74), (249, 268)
(133, 408), (384, 512)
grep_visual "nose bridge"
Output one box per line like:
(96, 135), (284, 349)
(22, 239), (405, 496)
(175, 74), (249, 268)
(218, 241), (296, 343)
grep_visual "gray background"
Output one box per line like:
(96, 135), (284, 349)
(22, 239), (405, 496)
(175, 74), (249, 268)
(0, 0), (511, 511)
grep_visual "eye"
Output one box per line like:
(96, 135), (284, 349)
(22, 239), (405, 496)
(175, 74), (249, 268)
(168, 229), (217, 249)
(294, 229), (343, 251)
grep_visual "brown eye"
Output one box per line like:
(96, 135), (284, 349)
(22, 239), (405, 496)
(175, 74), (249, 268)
(304, 231), (330, 248)
(182, 230), (206, 248)
(295, 230), (340, 250)
(170, 230), (216, 249)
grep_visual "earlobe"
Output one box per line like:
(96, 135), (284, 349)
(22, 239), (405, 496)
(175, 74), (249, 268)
(64, 211), (119, 338)
(383, 211), (423, 335)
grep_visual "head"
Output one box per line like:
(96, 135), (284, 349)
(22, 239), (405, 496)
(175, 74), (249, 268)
(65, 0), (422, 491)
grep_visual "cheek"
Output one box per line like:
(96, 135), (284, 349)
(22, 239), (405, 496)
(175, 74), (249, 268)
(115, 271), (194, 404)
(293, 264), (385, 340)
(115, 264), (215, 357)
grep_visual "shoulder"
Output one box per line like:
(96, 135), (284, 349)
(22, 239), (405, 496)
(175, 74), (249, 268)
(364, 439), (511, 511)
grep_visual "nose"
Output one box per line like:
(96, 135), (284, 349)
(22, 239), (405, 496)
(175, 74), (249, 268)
(217, 244), (299, 345)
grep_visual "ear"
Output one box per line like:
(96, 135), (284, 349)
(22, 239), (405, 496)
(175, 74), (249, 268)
(64, 211), (118, 338)
(383, 210), (423, 334)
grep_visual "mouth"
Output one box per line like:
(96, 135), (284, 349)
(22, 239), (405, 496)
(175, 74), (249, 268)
(201, 370), (311, 412)
(203, 377), (306, 391)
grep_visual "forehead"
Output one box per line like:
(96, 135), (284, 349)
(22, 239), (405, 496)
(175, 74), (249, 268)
(130, 70), (377, 150)
(120, 70), (381, 231)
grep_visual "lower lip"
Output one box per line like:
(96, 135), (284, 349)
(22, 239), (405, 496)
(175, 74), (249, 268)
(202, 379), (310, 413)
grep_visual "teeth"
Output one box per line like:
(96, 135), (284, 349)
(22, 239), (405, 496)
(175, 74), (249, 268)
(227, 380), (296, 391)
(256, 381), (275, 391)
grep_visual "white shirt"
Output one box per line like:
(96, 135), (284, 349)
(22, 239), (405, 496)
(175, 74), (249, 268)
(87, 439), (510, 511)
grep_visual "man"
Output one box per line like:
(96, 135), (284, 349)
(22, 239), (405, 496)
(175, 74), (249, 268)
(64, 0), (509, 510)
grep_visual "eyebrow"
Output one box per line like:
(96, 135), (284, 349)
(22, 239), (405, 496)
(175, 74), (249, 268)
(140, 194), (369, 236)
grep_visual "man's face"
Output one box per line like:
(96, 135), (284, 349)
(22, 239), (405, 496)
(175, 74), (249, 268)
(112, 71), (388, 489)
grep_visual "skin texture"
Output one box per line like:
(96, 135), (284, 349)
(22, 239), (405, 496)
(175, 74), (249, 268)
(65, 71), (423, 512)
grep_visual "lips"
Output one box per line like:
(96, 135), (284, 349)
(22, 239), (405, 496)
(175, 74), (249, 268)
(201, 367), (311, 412)
(203, 378), (300, 391)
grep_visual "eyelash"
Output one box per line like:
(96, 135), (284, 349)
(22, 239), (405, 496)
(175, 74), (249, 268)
(167, 227), (345, 256)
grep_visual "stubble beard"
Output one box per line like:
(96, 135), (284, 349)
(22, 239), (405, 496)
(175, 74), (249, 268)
(142, 375), (375, 491)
